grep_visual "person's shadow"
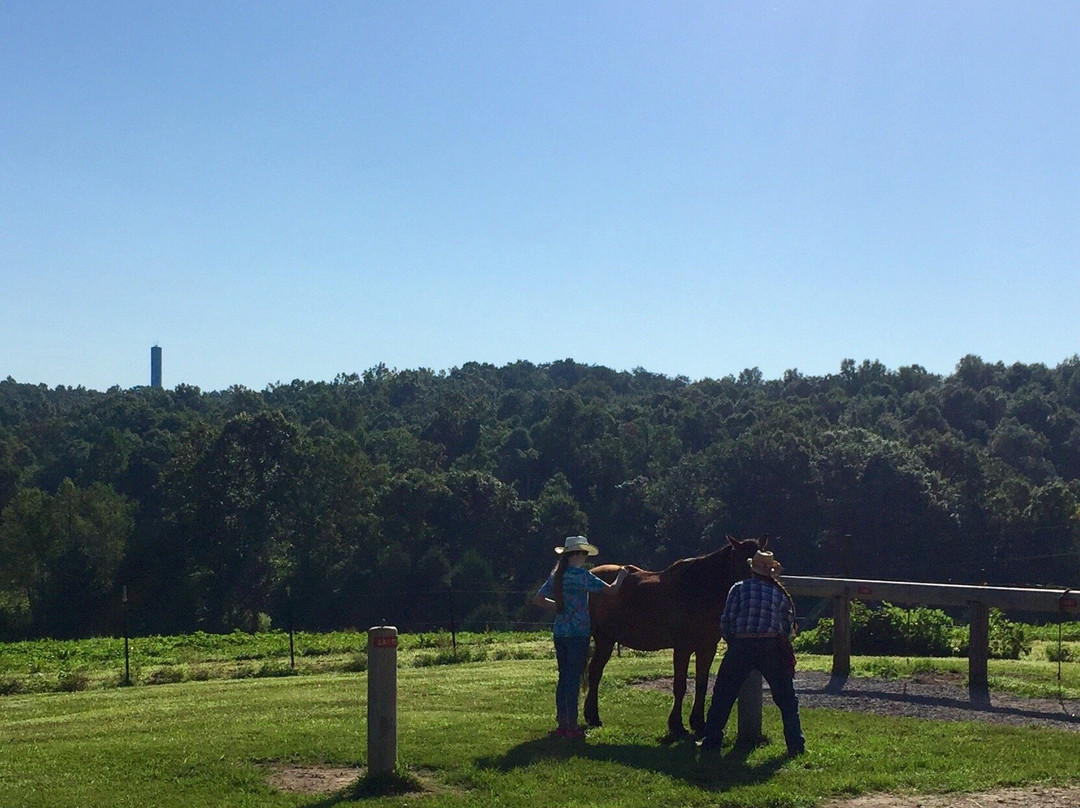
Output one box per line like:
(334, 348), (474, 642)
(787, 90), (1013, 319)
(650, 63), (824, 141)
(475, 732), (789, 793)
(301, 734), (790, 804)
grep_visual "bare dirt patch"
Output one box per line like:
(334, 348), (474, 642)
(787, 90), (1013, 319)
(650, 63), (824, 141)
(264, 764), (455, 798)
(821, 785), (1080, 808)
(265, 764), (362, 795)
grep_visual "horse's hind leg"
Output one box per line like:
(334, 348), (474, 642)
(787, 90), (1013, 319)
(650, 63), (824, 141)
(689, 643), (717, 736)
(584, 636), (615, 727)
(666, 646), (692, 740)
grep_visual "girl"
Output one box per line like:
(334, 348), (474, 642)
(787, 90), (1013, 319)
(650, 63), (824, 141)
(533, 536), (627, 737)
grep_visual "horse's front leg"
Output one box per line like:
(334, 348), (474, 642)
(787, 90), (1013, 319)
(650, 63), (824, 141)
(689, 642), (718, 736)
(584, 635), (615, 727)
(665, 646), (692, 741)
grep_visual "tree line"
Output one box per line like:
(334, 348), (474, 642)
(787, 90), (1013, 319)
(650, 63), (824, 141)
(1, 354), (1079, 641)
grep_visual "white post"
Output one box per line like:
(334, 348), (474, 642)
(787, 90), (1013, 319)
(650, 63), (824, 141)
(736, 670), (763, 745)
(367, 625), (398, 775)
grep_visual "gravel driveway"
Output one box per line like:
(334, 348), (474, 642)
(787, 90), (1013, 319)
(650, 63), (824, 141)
(637, 670), (1080, 731)
(792, 670), (1080, 732)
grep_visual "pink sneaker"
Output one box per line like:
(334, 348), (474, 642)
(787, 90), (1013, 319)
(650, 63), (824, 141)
(564, 727), (586, 739)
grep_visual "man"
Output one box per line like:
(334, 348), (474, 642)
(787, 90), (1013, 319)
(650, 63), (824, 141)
(698, 549), (806, 756)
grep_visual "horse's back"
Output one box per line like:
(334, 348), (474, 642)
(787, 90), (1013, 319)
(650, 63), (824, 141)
(589, 563), (626, 583)
(590, 563), (715, 652)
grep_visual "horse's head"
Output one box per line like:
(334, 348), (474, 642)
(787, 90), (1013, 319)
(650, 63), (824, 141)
(725, 534), (769, 584)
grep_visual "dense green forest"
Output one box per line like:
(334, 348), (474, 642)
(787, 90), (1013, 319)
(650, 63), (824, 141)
(2, 355), (1079, 642)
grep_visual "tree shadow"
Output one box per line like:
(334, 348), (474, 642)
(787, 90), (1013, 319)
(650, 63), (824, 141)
(475, 732), (789, 792)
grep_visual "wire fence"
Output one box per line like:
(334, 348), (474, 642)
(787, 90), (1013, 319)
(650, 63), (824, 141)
(294, 586), (550, 636)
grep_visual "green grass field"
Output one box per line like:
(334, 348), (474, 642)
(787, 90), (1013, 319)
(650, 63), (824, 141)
(2, 643), (1079, 808)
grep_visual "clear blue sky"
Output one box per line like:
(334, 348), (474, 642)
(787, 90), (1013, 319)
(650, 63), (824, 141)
(3, 2), (1078, 392)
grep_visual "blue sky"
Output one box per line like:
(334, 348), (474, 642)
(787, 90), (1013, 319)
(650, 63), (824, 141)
(3, 2), (1078, 392)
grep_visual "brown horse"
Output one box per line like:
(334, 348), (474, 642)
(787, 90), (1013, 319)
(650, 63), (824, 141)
(585, 535), (767, 740)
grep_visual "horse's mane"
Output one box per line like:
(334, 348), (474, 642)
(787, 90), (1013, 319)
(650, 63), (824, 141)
(664, 535), (769, 592)
(669, 542), (737, 590)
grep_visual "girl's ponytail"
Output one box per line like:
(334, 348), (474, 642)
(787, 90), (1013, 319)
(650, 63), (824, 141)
(770, 576), (793, 602)
(767, 576), (796, 637)
(553, 553), (570, 614)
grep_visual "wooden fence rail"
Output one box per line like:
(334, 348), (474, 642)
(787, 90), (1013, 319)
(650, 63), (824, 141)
(734, 576), (1078, 745)
(783, 576), (1078, 686)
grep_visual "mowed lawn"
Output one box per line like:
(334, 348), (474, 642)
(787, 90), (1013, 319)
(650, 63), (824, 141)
(2, 654), (1079, 808)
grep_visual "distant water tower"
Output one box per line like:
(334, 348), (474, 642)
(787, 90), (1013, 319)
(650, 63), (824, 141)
(151, 345), (163, 388)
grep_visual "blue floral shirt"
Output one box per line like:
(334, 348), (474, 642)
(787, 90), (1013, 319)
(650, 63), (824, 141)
(537, 566), (608, 637)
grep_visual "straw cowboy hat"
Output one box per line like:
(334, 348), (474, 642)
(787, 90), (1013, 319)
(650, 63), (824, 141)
(748, 550), (783, 577)
(555, 535), (599, 556)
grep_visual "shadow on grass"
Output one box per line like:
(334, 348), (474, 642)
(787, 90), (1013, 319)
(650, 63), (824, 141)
(475, 733), (788, 792)
(298, 769), (425, 807)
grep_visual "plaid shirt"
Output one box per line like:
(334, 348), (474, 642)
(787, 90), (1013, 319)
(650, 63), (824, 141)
(721, 576), (795, 639)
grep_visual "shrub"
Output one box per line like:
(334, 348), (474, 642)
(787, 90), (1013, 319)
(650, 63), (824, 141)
(252, 662), (297, 678)
(792, 618), (834, 654)
(1045, 644), (1074, 662)
(412, 632), (453, 650)
(883, 603), (955, 657)
(344, 652), (368, 672)
(58, 670), (90, 692)
(490, 646), (544, 661)
(145, 667), (184, 685)
(230, 662), (296, 679)
(854, 602), (908, 655)
(462, 605), (510, 633)
(792, 601), (956, 657)
(412, 647), (488, 667)
(862, 658), (901, 678)
(987, 608), (1030, 659)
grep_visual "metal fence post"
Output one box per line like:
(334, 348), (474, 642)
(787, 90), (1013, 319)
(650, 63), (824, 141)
(287, 586), (295, 668)
(122, 585), (130, 686)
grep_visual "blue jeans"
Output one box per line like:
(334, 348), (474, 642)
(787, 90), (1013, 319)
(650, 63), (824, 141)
(702, 637), (805, 753)
(554, 635), (590, 729)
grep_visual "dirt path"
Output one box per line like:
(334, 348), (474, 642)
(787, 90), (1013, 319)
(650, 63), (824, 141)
(822, 785), (1080, 808)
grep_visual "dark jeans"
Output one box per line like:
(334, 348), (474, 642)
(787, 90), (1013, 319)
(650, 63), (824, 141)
(702, 637), (805, 752)
(554, 635), (590, 729)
